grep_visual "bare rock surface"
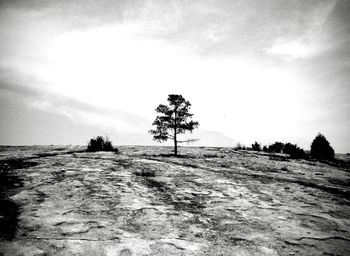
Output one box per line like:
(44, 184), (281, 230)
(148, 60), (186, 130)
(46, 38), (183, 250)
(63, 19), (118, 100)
(0, 146), (350, 255)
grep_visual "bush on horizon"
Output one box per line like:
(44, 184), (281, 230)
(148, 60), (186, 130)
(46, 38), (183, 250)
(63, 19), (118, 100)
(310, 133), (334, 160)
(87, 136), (118, 152)
(283, 143), (307, 159)
(262, 141), (307, 159)
(235, 143), (247, 150)
(267, 142), (284, 153)
(251, 141), (261, 151)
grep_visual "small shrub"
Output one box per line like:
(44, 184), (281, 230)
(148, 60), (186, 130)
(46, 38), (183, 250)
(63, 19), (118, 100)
(87, 136), (118, 152)
(310, 133), (334, 160)
(235, 143), (247, 150)
(283, 143), (307, 159)
(268, 142), (284, 153)
(251, 142), (261, 151)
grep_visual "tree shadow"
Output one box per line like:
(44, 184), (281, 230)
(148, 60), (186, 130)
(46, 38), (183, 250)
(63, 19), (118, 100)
(142, 153), (198, 159)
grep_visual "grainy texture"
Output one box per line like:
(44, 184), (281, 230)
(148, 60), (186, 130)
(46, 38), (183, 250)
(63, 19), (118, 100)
(0, 146), (349, 255)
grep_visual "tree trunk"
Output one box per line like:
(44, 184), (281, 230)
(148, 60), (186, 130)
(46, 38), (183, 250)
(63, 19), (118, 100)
(174, 107), (178, 156)
(174, 132), (178, 156)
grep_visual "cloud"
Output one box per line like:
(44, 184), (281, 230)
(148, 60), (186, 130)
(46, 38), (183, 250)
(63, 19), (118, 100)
(0, 0), (349, 152)
(0, 67), (151, 134)
(267, 40), (313, 59)
(124, 0), (339, 59)
(265, 1), (337, 61)
(291, 0), (350, 99)
(0, 0), (339, 59)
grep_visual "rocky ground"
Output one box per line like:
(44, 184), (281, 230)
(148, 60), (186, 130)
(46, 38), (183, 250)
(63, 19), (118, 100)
(0, 145), (349, 255)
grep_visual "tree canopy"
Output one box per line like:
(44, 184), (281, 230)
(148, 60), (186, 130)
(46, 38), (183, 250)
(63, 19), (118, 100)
(310, 133), (334, 160)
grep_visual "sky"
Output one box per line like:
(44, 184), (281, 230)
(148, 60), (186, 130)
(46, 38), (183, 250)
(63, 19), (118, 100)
(0, 0), (349, 152)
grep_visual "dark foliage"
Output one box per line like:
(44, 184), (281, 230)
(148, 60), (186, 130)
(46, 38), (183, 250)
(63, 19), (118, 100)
(268, 142), (284, 153)
(87, 136), (117, 152)
(283, 143), (307, 159)
(310, 133), (334, 160)
(251, 141), (261, 151)
(262, 142), (307, 159)
(149, 94), (199, 156)
(235, 143), (247, 150)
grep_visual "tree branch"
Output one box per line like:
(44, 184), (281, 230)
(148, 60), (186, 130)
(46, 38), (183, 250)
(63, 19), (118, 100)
(177, 138), (200, 144)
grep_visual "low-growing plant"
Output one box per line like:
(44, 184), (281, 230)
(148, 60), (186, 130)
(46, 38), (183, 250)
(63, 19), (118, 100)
(262, 141), (307, 159)
(283, 143), (307, 159)
(235, 143), (247, 150)
(87, 136), (118, 152)
(268, 142), (284, 153)
(251, 141), (261, 151)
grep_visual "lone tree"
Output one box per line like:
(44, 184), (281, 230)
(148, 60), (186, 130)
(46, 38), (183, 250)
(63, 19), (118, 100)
(310, 133), (334, 160)
(149, 94), (199, 156)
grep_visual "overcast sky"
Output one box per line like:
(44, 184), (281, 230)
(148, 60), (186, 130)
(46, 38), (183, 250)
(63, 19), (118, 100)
(0, 0), (349, 152)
